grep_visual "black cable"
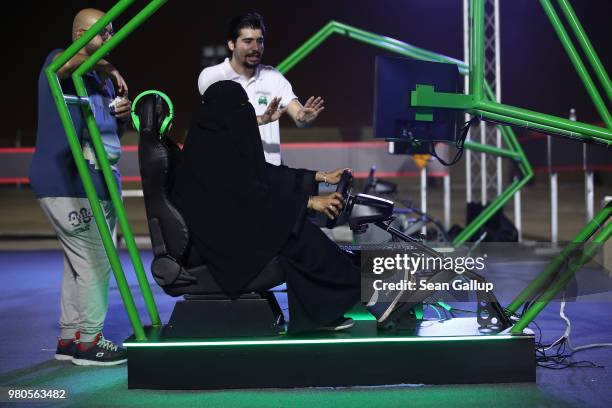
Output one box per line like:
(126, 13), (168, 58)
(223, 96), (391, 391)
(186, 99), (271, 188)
(429, 117), (478, 166)
(520, 308), (604, 369)
(445, 305), (602, 369)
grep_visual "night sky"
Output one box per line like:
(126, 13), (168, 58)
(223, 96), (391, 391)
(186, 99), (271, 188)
(5, 0), (611, 146)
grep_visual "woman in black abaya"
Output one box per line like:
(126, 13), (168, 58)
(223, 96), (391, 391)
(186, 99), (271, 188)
(171, 80), (361, 333)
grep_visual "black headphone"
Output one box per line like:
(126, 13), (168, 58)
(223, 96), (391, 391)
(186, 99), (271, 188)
(131, 90), (174, 137)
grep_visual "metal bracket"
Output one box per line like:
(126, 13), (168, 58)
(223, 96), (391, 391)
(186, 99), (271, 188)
(411, 84), (474, 110)
(64, 94), (90, 105)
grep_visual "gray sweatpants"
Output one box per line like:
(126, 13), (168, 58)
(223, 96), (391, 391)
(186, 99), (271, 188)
(39, 197), (117, 342)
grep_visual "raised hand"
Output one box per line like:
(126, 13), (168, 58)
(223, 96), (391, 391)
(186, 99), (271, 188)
(259, 97), (287, 125)
(296, 96), (324, 124)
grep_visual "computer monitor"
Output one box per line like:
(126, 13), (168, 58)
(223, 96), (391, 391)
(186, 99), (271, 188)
(373, 56), (462, 145)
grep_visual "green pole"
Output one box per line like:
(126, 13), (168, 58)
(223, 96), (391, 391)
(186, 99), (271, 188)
(507, 201), (612, 315)
(476, 100), (612, 143)
(539, 0), (611, 128)
(498, 124), (532, 177)
(275, 18), (531, 245)
(556, 0), (612, 103)
(277, 21), (468, 76)
(45, 0), (147, 341)
(333, 21), (467, 71)
(463, 140), (522, 160)
(470, 0), (485, 101)
(411, 87), (611, 143)
(72, 0), (168, 330)
(452, 177), (531, 246)
(511, 218), (612, 333)
(276, 22), (336, 74)
(482, 84), (532, 175)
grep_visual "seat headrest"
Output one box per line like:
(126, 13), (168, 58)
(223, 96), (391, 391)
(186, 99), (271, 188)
(137, 94), (189, 261)
(132, 90), (174, 138)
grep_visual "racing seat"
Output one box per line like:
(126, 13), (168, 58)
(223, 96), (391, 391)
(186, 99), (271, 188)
(135, 93), (285, 337)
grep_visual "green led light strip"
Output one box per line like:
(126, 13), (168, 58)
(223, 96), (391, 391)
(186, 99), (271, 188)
(124, 334), (521, 347)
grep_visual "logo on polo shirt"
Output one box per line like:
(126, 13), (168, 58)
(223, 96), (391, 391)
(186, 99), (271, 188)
(258, 95), (268, 106)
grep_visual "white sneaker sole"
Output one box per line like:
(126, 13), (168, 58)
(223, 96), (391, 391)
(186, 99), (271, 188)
(330, 321), (355, 331)
(322, 320), (355, 331)
(377, 269), (411, 323)
(72, 358), (127, 366)
(54, 354), (73, 361)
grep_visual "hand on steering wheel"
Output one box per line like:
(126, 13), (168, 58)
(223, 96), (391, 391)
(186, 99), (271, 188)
(325, 170), (353, 229)
(320, 168), (352, 185)
(309, 192), (344, 219)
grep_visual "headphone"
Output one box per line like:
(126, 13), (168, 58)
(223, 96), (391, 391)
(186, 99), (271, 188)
(131, 90), (174, 138)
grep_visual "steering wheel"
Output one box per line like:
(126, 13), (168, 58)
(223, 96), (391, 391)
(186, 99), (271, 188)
(325, 170), (353, 229)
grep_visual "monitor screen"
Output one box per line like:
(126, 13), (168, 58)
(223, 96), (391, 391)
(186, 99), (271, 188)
(373, 56), (462, 144)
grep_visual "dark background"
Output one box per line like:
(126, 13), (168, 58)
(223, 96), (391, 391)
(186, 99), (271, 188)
(4, 0), (611, 146)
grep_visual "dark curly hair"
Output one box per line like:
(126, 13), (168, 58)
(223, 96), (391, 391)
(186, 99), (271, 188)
(226, 11), (266, 44)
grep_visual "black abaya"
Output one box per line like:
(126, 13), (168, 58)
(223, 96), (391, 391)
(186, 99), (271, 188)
(172, 80), (359, 332)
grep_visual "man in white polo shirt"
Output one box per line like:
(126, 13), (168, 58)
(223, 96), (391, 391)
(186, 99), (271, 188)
(197, 11), (324, 166)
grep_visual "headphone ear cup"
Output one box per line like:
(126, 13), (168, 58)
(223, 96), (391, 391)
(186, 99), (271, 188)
(131, 90), (174, 136)
(131, 112), (140, 132)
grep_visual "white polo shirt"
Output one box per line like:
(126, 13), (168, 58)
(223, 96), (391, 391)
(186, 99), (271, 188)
(197, 58), (298, 165)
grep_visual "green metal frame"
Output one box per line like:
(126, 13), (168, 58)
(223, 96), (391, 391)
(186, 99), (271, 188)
(46, 0), (609, 339)
(276, 1), (610, 331)
(275, 20), (534, 246)
(46, 0), (168, 341)
(419, 0), (611, 331)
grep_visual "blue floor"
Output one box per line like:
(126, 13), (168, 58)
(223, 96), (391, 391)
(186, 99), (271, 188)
(1, 249), (611, 407)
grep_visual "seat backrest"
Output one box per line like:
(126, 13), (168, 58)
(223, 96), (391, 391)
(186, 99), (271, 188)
(136, 94), (189, 263)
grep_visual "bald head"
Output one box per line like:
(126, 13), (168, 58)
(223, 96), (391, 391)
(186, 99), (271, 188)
(71, 8), (114, 55)
(72, 8), (105, 39)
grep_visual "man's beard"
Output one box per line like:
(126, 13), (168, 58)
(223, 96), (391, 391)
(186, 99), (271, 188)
(243, 53), (261, 69)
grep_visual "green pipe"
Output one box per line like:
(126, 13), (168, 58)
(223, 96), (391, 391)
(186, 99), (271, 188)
(476, 100), (612, 143)
(511, 218), (612, 333)
(470, 0), (485, 101)
(539, 0), (611, 128)
(277, 21), (469, 76)
(452, 176), (532, 246)
(414, 85), (611, 143)
(45, 0), (147, 341)
(72, 0), (167, 331)
(276, 18), (532, 245)
(498, 124), (532, 177)
(463, 140), (522, 160)
(276, 22), (335, 74)
(472, 108), (597, 143)
(341, 31), (448, 68)
(507, 201), (612, 315)
(556, 0), (612, 103)
(333, 21), (467, 70)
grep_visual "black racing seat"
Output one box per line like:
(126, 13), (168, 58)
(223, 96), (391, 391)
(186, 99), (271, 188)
(135, 93), (285, 337)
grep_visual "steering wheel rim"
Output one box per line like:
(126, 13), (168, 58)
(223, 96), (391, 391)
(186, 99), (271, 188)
(325, 170), (353, 229)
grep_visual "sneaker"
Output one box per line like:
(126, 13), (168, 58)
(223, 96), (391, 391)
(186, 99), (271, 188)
(54, 332), (79, 361)
(72, 333), (127, 366)
(366, 267), (412, 323)
(320, 317), (355, 331)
